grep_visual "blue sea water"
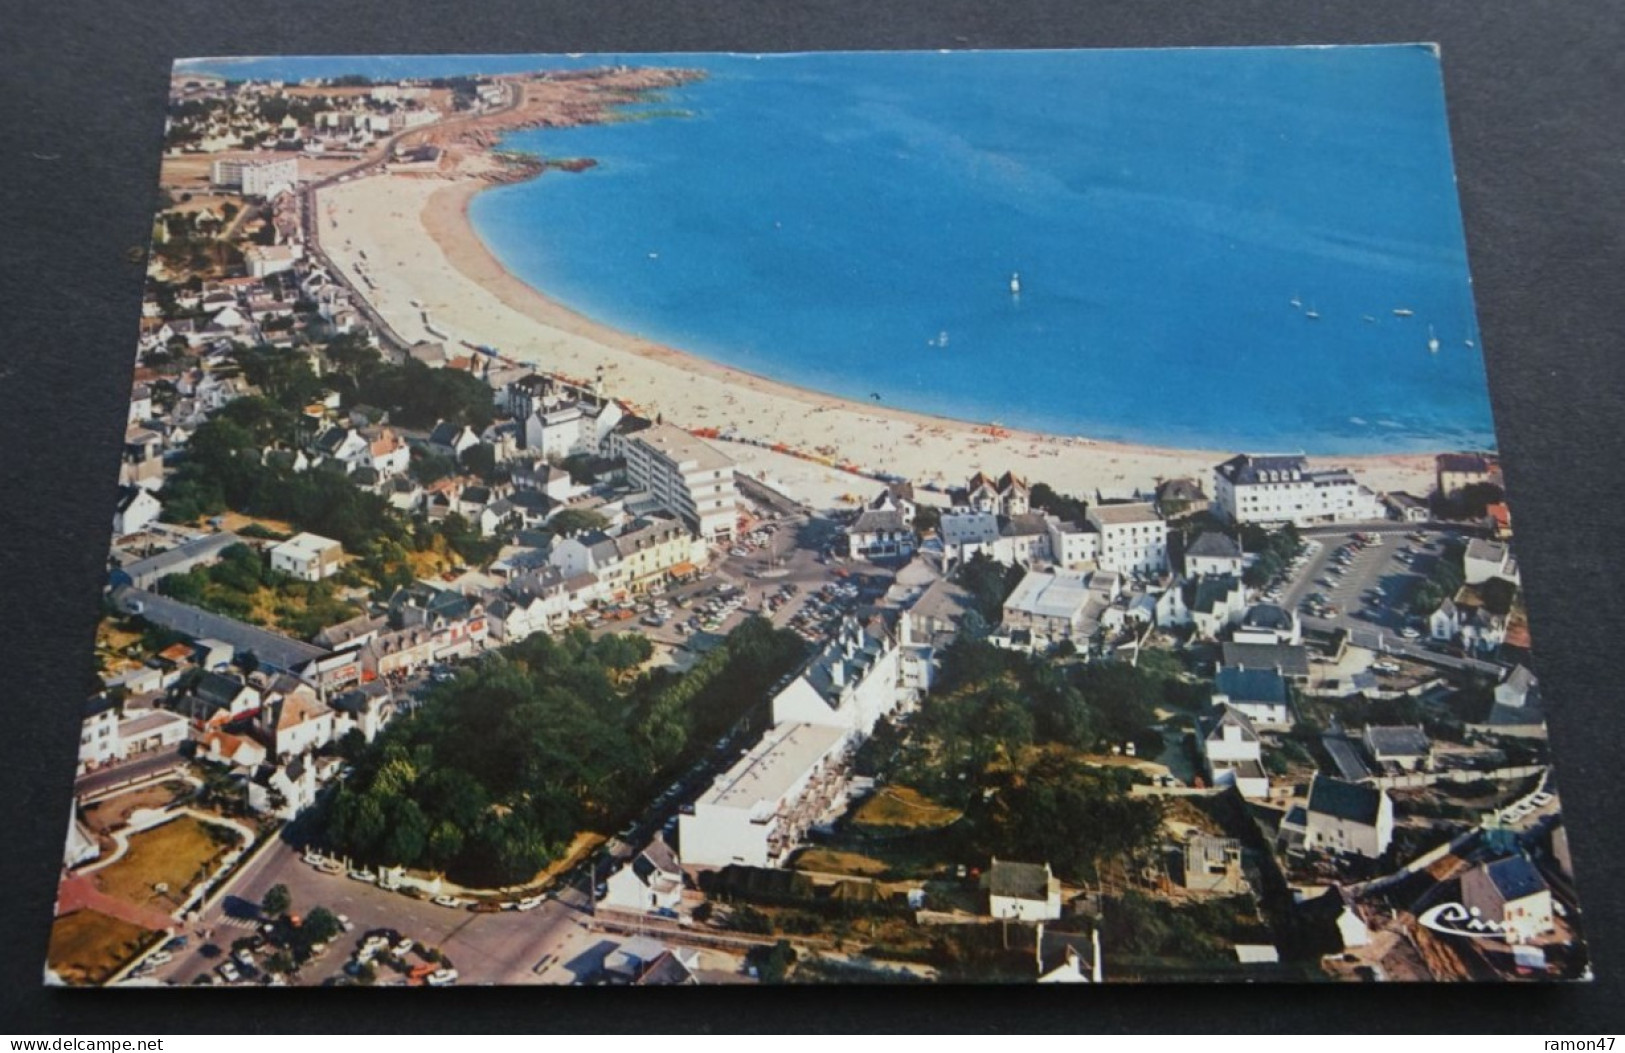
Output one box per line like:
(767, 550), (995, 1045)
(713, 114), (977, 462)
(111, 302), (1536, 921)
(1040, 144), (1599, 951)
(182, 49), (1497, 454)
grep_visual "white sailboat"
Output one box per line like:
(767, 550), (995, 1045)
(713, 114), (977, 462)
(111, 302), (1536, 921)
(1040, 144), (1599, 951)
(1427, 325), (1441, 354)
(1393, 307), (1414, 317)
(1010, 272), (1022, 295)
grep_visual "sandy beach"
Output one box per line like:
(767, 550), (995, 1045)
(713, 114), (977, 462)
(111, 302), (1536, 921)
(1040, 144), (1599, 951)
(317, 160), (1439, 511)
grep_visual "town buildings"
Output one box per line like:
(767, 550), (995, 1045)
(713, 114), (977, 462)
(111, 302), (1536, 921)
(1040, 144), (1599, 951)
(618, 423), (739, 542)
(1212, 454), (1382, 527)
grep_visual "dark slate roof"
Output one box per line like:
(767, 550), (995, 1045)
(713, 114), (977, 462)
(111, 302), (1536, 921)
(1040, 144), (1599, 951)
(1364, 725), (1431, 758)
(1321, 735), (1373, 783)
(1215, 665), (1288, 705)
(850, 508), (908, 534)
(1186, 532), (1241, 559)
(1000, 513), (1050, 538)
(1307, 775), (1383, 826)
(1215, 454), (1308, 485)
(427, 420), (461, 446)
(981, 859), (1052, 901)
(1437, 453), (1492, 474)
(196, 671), (251, 707)
(1242, 604), (1294, 631)
(1483, 855), (1549, 901)
(312, 426), (351, 455)
(1202, 703), (1259, 743)
(1221, 642), (1310, 679)
(1189, 575), (1240, 615)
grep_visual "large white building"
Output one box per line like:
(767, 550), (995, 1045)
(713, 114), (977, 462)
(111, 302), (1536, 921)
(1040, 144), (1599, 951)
(678, 722), (849, 868)
(620, 423), (739, 542)
(1213, 454), (1383, 527)
(209, 157), (300, 197)
(770, 616), (907, 739)
(1085, 502), (1168, 575)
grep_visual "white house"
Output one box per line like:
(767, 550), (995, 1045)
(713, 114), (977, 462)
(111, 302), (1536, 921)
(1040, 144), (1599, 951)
(78, 698), (122, 773)
(601, 837), (684, 916)
(1280, 775), (1394, 859)
(1460, 855), (1555, 945)
(1361, 725), (1432, 772)
(1212, 665), (1293, 729)
(846, 507), (915, 560)
(1201, 705), (1270, 799)
(982, 858), (1062, 922)
(1495, 665), (1539, 709)
(1183, 532), (1244, 578)
(113, 486), (163, 536)
(770, 616), (906, 740)
(1213, 454), (1382, 527)
(259, 685), (335, 759)
(270, 532), (344, 581)
(1085, 502), (1168, 575)
(1233, 604), (1302, 646)
(1464, 539), (1519, 587)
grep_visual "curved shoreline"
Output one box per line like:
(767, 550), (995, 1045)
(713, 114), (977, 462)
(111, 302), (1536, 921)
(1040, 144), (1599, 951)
(318, 167), (1442, 502)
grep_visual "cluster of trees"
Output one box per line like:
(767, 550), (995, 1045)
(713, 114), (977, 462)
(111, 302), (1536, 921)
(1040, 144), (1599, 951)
(955, 552), (1026, 628)
(1029, 481), (1089, 523)
(155, 541), (362, 637)
(1435, 481), (1505, 521)
(317, 618), (805, 887)
(1101, 890), (1267, 963)
(855, 639), (1182, 882)
(1409, 540), (1466, 616)
(1239, 522), (1302, 588)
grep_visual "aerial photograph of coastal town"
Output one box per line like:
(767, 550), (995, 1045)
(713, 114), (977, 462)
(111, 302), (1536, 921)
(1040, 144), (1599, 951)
(49, 45), (1590, 987)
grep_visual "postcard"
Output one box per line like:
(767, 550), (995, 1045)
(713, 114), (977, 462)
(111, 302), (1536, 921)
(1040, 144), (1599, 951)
(50, 46), (1587, 986)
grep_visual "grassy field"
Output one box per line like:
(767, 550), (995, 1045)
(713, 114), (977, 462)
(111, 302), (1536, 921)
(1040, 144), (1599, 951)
(851, 786), (962, 831)
(792, 848), (894, 878)
(94, 815), (240, 910)
(47, 910), (154, 986)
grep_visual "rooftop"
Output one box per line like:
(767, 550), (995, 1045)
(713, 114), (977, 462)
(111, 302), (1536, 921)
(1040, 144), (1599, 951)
(1186, 532), (1242, 559)
(1214, 665), (1288, 705)
(1479, 855), (1549, 902)
(1088, 501), (1161, 526)
(1220, 642), (1310, 679)
(982, 858), (1055, 901)
(699, 722), (846, 813)
(1307, 774), (1383, 826)
(633, 422), (735, 473)
(1004, 569), (1093, 621)
(1364, 724), (1431, 759)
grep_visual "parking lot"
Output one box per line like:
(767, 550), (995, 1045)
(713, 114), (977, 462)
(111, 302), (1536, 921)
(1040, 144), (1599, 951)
(138, 838), (591, 987)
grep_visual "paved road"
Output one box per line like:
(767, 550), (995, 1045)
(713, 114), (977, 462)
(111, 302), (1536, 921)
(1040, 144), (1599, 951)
(149, 837), (593, 987)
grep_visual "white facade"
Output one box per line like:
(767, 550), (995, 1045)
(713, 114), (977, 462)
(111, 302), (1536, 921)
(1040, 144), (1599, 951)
(678, 722), (848, 869)
(621, 423), (739, 542)
(1086, 503), (1168, 575)
(1213, 454), (1383, 527)
(270, 532), (344, 581)
(770, 617), (905, 739)
(209, 157), (299, 197)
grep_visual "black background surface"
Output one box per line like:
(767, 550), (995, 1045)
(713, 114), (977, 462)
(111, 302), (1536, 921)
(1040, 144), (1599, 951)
(2, 0), (1622, 1034)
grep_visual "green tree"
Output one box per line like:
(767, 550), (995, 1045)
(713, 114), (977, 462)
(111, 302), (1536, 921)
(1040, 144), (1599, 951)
(261, 883), (292, 918)
(548, 508), (609, 537)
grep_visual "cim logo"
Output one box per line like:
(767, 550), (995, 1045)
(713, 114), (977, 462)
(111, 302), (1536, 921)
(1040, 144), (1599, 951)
(1417, 902), (1509, 939)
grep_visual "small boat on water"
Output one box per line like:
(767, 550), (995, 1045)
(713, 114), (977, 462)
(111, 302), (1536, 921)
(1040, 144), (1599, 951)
(1428, 325), (1441, 353)
(1305, 304), (1320, 320)
(1290, 293), (1303, 309)
(1010, 272), (1022, 295)
(1393, 307), (1414, 317)
(928, 330), (949, 348)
